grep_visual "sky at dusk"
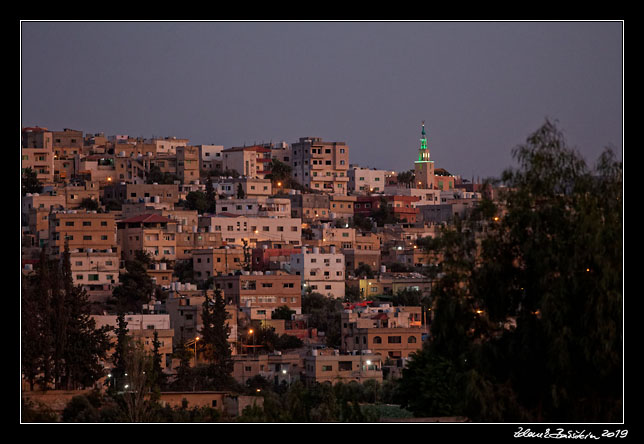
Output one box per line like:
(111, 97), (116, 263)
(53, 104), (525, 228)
(20, 21), (623, 181)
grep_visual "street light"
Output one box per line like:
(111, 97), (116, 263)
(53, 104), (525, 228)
(194, 336), (200, 367)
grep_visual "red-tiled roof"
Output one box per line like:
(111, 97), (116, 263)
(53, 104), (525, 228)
(118, 214), (170, 224)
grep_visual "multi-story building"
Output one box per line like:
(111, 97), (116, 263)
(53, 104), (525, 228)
(48, 210), (118, 256)
(213, 177), (273, 198)
(303, 224), (356, 250)
(348, 166), (387, 194)
(51, 128), (84, 151)
(212, 271), (302, 320)
(216, 197), (291, 218)
(290, 137), (349, 195)
(22, 127), (55, 184)
(67, 248), (120, 293)
(328, 194), (356, 221)
(198, 214), (301, 247)
(340, 303), (427, 370)
(197, 144), (224, 173)
(222, 145), (268, 179)
(22, 191), (66, 226)
(92, 314), (174, 369)
(176, 145), (200, 184)
(103, 183), (180, 206)
(353, 273), (433, 301)
(251, 246), (302, 272)
(343, 249), (381, 276)
(288, 246), (345, 299)
(302, 348), (382, 385)
(117, 213), (176, 262)
(149, 136), (189, 155)
(288, 193), (331, 223)
(354, 195), (420, 224)
(232, 352), (302, 386)
(192, 246), (247, 281)
(164, 287), (238, 351)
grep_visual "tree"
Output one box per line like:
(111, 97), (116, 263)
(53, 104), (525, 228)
(205, 176), (217, 213)
(199, 289), (234, 388)
(236, 183), (245, 199)
(110, 312), (130, 392)
(149, 330), (167, 397)
(21, 244), (112, 391)
(396, 169), (415, 188)
(79, 197), (100, 211)
(112, 250), (156, 312)
(22, 167), (43, 195)
(271, 305), (295, 320)
(397, 120), (623, 422)
(372, 197), (398, 226)
(185, 190), (210, 214)
(265, 159), (293, 189)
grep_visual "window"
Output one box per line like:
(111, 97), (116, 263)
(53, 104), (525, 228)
(373, 336), (382, 344)
(388, 336), (402, 344)
(408, 336), (417, 343)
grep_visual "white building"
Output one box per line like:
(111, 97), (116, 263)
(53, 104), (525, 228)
(289, 246), (345, 299)
(348, 166), (387, 194)
(197, 144), (225, 173)
(216, 197), (291, 218)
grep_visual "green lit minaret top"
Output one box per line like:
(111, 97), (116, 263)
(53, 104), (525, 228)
(416, 121), (432, 163)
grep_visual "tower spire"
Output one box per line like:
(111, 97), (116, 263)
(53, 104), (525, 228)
(418, 121), (429, 161)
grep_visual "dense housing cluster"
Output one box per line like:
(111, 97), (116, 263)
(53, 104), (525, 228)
(21, 123), (496, 417)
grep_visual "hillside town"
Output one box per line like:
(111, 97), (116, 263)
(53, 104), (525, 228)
(19, 123), (535, 421)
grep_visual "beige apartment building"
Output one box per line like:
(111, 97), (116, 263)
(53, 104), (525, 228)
(303, 348), (382, 385)
(68, 249), (120, 290)
(103, 183), (180, 206)
(174, 227), (224, 261)
(48, 210), (117, 256)
(117, 213), (176, 262)
(232, 352), (302, 386)
(150, 136), (189, 155)
(291, 137), (349, 195)
(192, 246), (247, 280)
(176, 145), (200, 183)
(213, 177), (273, 198)
(51, 128), (84, 150)
(329, 194), (356, 221)
(288, 193), (331, 223)
(22, 140), (55, 184)
(198, 214), (301, 247)
(222, 146), (264, 178)
(340, 304), (427, 365)
(212, 271), (302, 320)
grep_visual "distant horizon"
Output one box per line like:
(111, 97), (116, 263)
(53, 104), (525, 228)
(21, 21), (622, 181)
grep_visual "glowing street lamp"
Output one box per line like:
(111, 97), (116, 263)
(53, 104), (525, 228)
(194, 336), (200, 367)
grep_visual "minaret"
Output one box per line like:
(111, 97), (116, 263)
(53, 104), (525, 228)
(414, 121), (434, 189)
